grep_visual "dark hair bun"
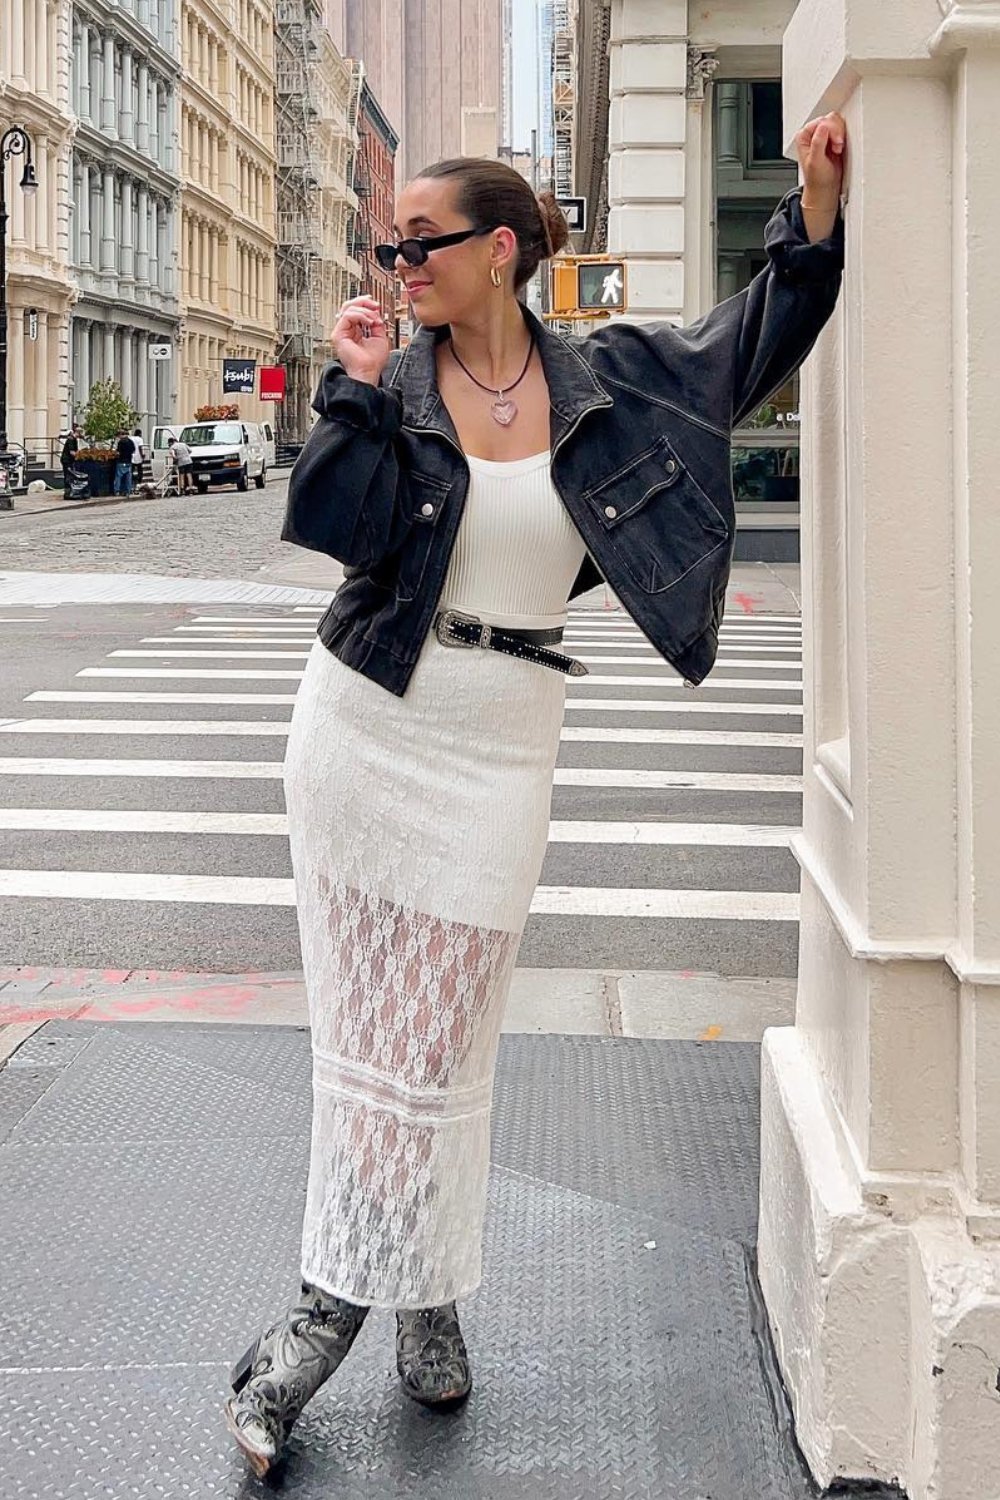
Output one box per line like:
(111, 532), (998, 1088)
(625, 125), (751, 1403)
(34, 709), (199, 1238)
(536, 191), (571, 258)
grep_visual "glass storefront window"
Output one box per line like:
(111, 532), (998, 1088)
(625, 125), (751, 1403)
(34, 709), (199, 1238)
(750, 82), (784, 164)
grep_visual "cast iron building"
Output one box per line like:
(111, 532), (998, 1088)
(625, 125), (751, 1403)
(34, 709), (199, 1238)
(68, 0), (182, 428)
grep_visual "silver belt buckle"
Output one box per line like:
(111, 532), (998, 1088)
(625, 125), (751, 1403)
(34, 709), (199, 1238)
(436, 608), (480, 648)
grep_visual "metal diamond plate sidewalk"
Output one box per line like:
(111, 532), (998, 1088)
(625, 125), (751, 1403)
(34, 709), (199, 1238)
(0, 1022), (900, 1499)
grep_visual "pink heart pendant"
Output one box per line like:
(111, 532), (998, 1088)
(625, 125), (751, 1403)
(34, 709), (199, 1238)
(491, 398), (517, 426)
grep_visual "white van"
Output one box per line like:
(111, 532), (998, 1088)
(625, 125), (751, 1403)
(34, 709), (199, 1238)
(150, 424), (183, 483)
(176, 419), (267, 492)
(256, 420), (276, 470)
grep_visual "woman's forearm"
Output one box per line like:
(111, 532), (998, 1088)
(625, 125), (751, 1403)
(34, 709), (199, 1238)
(801, 196), (840, 244)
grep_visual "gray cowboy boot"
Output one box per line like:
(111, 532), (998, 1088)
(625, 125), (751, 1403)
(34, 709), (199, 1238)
(224, 1281), (369, 1476)
(395, 1301), (473, 1409)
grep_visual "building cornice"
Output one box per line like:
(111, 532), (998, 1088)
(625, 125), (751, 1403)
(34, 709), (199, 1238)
(74, 0), (181, 77)
(0, 83), (77, 140)
(930, 0), (1000, 52)
(75, 121), (180, 195)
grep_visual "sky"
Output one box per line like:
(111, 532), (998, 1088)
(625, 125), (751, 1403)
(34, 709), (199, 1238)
(511, 0), (541, 153)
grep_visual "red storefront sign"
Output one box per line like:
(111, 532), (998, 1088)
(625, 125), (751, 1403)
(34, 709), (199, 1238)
(259, 366), (286, 402)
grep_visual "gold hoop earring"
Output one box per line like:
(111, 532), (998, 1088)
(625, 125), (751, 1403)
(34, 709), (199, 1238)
(490, 266), (502, 289)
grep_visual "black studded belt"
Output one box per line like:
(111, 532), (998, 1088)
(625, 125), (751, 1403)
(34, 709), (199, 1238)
(433, 609), (590, 677)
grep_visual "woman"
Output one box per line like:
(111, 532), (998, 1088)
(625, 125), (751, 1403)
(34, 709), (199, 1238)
(225, 113), (846, 1477)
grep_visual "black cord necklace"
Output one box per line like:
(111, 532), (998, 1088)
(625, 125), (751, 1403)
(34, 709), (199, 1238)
(448, 335), (535, 427)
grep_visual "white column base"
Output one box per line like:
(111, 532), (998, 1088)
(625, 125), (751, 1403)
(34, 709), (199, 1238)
(759, 1026), (1000, 1499)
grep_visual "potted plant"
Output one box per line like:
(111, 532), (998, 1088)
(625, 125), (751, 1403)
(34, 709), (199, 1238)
(78, 379), (139, 496)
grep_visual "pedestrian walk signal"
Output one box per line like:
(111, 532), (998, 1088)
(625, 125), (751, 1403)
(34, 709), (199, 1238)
(548, 257), (628, 318)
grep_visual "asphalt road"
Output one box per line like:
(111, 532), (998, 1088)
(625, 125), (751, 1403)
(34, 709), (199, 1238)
(0, 480), (803, 977)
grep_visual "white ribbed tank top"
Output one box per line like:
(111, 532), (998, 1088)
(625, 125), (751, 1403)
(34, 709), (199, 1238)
(438, 450), (587, 629)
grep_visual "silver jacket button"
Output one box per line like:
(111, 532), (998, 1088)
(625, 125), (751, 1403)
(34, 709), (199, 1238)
(665, 458), (677, 474)
(420, 502), (434, 517)
(604, 504), (617, 519)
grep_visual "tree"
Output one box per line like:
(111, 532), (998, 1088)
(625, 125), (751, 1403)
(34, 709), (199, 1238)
(194, 403), (240, 421)
(81, 379), (139, 444)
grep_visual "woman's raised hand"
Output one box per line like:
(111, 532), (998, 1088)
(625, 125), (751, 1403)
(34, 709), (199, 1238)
(794, 112), (846, 208)
(331, 296), (391, 385)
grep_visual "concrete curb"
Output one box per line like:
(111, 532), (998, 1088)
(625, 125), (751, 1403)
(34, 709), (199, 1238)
(0, 965), (797, 1042)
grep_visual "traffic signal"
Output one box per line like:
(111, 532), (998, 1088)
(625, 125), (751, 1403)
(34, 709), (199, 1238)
(548, 257), (628, 317)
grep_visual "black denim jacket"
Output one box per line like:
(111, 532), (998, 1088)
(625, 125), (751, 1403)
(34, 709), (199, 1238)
(282, 187), (844, 696)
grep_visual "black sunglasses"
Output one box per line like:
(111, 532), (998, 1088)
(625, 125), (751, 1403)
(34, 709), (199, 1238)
(373, 225), (497, 273)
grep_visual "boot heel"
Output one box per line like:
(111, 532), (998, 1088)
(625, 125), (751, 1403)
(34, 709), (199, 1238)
(230, 1338), (259, 1394)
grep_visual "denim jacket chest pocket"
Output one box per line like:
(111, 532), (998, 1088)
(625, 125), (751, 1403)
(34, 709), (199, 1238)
(395, 469), (450, 602)
(582, 437), (730, 595)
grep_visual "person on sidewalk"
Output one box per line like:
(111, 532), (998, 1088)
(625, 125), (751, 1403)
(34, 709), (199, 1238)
(224, 114), (847, 1478)
(113, 430), (135, 495)
(131, 427), (145, 488)
(167, 435), (193, 495)
(60, 425), (83, 494)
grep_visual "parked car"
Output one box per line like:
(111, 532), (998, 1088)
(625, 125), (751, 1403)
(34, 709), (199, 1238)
(175, 420), (267, 493)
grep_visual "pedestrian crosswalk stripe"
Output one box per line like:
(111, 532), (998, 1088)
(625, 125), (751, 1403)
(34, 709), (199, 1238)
(0, 808), (796, 846)
(78, 666), (804, 690)
(553, 769), (800, 791)
(28, 689), (803, 714)
(0, 719), (803, 749)
(128, 644), (802, 673)
(28, 690), (302, 705)
(0, 868), (799, 920)
(79, 667), (306, 680)
(564, 698), (802, 716)
(0, 757), (800, 792)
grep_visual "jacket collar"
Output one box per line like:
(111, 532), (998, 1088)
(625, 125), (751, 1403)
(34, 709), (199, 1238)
(388, 303), (612, 448)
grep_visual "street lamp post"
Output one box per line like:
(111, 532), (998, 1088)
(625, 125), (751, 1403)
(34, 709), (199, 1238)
(0, 124), (39, 510)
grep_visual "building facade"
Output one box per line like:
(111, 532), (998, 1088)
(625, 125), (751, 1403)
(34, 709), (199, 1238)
(68, 0), (182, 431)
(353, 77), (398, 342)
(179, 0), (277, 425)
(275, 0), (360, 442)
(1, 0), (76, 455)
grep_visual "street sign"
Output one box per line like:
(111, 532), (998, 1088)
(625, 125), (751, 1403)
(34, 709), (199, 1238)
(557, 196), (587, 234)
(578, 260), (626, 311)
(223, 358), (256, 394)
(149, 342), (172, 360)
(259, 366), (286, 402)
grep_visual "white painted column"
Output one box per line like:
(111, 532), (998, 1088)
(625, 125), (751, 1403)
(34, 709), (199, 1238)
(149, 78), (160, 165)
(120, 178), (134, 284)
(148, 197), (160, 291)
(32, 311), (50, 447)
(101, 32), (116, 135)
(136, 333), (149, 427)
(78, 160), (92, 265)
(136, 61), (150, 152)
(606, 0), (688, 322)
(120, 47), (134, 142)
(76, 319), (90, 410)
(35, 0), (49, 97)
(100, 168), (115, 272)
(78, 22), (91, 119)
(136, 185), (149, 286)
(8, 311), (26, 445)
(758, 3), (1000, 1499)
(103, 324), (115, 384)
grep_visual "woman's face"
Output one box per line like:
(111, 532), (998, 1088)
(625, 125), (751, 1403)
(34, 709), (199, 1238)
(391, 178), (514, 328)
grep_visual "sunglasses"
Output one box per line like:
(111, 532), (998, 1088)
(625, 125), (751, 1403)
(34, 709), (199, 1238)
(373, 225), (498, 273)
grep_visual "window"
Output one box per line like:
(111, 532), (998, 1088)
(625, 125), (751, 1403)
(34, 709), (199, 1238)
(750, 82), (783, 165)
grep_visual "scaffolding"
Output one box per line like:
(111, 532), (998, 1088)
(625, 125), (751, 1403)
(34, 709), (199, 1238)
(275, 0), (362, 442)
(552, 0), (576, 198)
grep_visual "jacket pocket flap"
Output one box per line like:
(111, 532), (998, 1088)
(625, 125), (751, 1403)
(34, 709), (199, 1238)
(583, 438), (689, 529)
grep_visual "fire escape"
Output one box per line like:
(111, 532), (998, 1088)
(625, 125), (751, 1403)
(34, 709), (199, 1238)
(275, 0), (362, 443)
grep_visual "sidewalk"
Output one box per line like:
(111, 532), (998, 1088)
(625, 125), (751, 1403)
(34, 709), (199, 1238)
(0, 1009), (896, 1499)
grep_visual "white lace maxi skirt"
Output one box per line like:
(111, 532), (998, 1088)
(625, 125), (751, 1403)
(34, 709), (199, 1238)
(284, 629), (567, 1309)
